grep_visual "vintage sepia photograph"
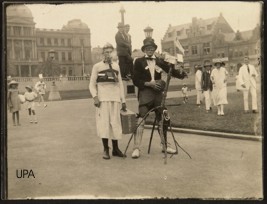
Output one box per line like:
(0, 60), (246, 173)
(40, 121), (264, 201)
(2, 1), (263, 200)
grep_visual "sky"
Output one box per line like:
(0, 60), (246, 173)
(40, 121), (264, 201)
(25, 1), (262, 51)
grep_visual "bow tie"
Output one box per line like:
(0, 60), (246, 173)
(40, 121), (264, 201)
(145, 57), (155, 61)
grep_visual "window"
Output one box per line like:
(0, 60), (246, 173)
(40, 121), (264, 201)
(68, 39), (71, 46)
(203, 42), (210, 54)
(68, 52), (72, 61)
(186, 29), (190, 34)
(14, 40), (22, 59)
(61, 39), (65, 46)
(24, 27), (31, 36)
(54, 52), (58, 60)
(47, 38), (52, 45)
(239, 51), (243, 57)
(40, 38), (44, 45)
(80, 39), (84, 46)
(234, 51), (238, 57)
(62, 52), (66, 61)
(192, 45), (198, 55)
(7, 26), (11, 35)
(69, 68), (73, 76)
(7, 40), (12, 59)
(229, 50), (233, 58)
(168, 32), (172, 38)
(176, 31), (181, 36)
(24, 40), (32, 60)
(13, 26), (21, 36)
(184, 46), (189, 55)
(40, 52), (46, 61)
(207, 24), (212, 30)
(54, 39), (58, 46)
(222, 53), (225, 57)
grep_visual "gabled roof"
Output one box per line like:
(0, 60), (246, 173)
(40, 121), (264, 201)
(224, 30), (254, 42)
(163, 17), (219, 41)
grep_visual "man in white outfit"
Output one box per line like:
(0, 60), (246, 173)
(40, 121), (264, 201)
(195, 65), (203, 106)
(89, 43), (127, 159)
(238, 56), (258, 113)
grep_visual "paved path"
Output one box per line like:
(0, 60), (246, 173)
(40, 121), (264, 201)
(7, 98), (262, 199)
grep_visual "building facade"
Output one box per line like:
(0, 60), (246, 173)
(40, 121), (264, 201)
(161, 13), (261, 73)
(6, 5), (93, 77)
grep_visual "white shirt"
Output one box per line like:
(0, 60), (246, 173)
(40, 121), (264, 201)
(145, 54), (156, 82)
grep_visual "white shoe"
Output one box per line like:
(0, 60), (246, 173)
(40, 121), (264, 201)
(161, 145), (177, 154)
(131, 149), (140, 159)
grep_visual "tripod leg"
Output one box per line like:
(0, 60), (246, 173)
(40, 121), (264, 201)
(148, 117), (157, 154)
(169, 122), (192, 159)
(123, 132), (134, 157)
(159, 118), (167, 164)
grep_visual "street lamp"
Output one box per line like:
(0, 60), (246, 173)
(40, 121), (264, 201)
(144, 26), (153, 39)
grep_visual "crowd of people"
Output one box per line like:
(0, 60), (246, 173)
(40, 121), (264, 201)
(190, 56), (258, 116)
(7, 76), (48, 126)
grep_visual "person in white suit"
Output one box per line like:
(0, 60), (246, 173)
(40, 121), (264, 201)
(195, 65), (203, 106)
(238, 56), (258, 113)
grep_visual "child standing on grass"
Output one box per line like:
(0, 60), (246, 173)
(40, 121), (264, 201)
(35, 76), (47, 108)
(24, 85), (38, 124)
(181, 83), (190, 103)
(8, 80), (21, 126)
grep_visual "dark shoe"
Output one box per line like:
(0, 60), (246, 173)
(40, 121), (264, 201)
(103, 148), (110, 160)
(252, 110), (258, 114)
(112, 148), (126, 157)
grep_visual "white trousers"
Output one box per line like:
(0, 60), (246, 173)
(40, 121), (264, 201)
(196, 90), (203, 104)
(242, 85), (257, 111)
(203, 90), (212, 110)
(95, 101), (122, 139)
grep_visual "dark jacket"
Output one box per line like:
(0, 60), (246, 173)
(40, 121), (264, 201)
(202, 71), (213, 91)
(115, 31), (131, 56)
(133, 56), (186, 91)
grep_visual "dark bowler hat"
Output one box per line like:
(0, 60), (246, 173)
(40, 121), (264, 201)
(141, 38), (158, 52)
(204, 61), (212, 67)
(117, 22), (124, 28)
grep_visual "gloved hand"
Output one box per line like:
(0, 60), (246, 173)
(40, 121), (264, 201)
(93, 96), (100, 108)
(121, 103), (127, 112)
(145, 81), (162, 91)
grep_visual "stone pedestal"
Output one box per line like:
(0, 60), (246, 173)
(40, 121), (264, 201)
(48, 81), (61, 101)
(122, 80), (136, 98)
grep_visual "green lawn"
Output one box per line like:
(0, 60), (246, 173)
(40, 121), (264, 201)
(146, 92), (262, 136)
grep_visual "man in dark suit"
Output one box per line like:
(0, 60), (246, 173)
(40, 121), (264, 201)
(131, 38), (187, 159)
(115, 23), (132, 80)
(202, 61), (213, 112)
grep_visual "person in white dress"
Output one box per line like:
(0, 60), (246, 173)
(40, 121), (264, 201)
(89, 43), (127, 160)
(210, 60), (228, 116)
(24, 85), (38, 123)
(238, 56), (258, 113)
